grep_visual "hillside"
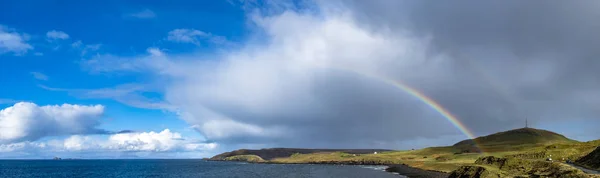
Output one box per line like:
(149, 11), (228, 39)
(576, 146), (600, 170)
(449, 156), (593, 178)
(209, 148), (391, 160)
(209, 128), (600, 177)
(222, 155), (266, 162)
(453, 128), (577, 152)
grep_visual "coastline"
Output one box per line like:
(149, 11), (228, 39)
(385, 164), (449, 178)
(205, 160), (449, 177)
(568, 163), (600, 175)
(207, 129), (600, 177)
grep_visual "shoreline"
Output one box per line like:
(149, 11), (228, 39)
(568, 163), (600, 175)
(385, 164), (449, 178)
(205, 160), (449, 177)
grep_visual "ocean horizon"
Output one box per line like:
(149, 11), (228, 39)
(0, 159), (402, 178)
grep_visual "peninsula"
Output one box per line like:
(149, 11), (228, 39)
(209, 128), (600, 177)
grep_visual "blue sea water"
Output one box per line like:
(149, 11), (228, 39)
(0, 160), (402, 178)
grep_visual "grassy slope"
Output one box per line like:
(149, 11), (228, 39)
(210, 148), (391, 160)
(223, 155), (266, 162)
(252, 128), (600, 176)
(454, 128), (578, 152)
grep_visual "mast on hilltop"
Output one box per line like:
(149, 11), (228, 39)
(525, 117), (528, 128)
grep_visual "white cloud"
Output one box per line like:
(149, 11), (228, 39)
(82, 55), (140, 73)
(0, 129), (217, 158)
(71, 40), (83, 48)
(63, 135), (95, 151)
(147, 47), (164, 57)
(81, 44), (101, 56)
(106, 129), (216, 152)
(0, 141), (46, 153)
(0, 25), (33, 55)
(166, 29), (230, 45)
(30, 72), (49, 81)
(167, 29), (208, 44)
(128, 9), (156, 19)
(71, 40), (101, 56)
(80, 9), (441, 148)
(0, 102), (106, 144)
(46, 30), (70, 40)
(156, 10), (431, 147)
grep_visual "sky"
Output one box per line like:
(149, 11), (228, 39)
(1, 0), (600, 159)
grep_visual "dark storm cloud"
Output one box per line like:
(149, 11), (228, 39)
(342, 0), (600, 53)
(335, 0), (600, 135)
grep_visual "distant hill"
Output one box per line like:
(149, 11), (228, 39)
(222, 155), (265, 162)
(209, 148), (391, 160)
(576, 146), (600, 170)
(453, 128), (577, 151)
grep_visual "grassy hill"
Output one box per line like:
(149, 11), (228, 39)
(209, 148), (391, 161)
(222, 155), (266, 162)
(453, 128), (578, 152)
(210, 128), (600, 177)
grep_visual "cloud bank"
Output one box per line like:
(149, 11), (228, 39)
(74, 0), (600, 150)
(0, 102), (106, 144)
(0, 129), (217, 158)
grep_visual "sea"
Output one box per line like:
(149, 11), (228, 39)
(0, 160), (404, 178)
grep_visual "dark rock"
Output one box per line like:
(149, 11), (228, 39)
(385, 164), (448, 178)
(475, 156), (507, 168)
(448, 166), (501, 178)
(576, 146), (600, 170)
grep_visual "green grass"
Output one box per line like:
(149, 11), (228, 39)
(217, 128), (600, 177)
(223, 155), (265, 162)
(266, 128), (600, 175)
(454, 128), (578, 153)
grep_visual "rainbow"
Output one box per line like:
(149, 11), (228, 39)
(322, 65), (478, 140)
(374, 77), (477, 140)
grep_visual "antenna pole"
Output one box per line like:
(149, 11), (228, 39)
(526, 117), (528, 128)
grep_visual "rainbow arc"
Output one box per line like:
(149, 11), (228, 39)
(321, 65), (481, 150)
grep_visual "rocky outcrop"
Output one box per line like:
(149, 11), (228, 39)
(448, 166), (502, 178)
(576, 146), (600, 170)
(475, 156), (507, 168)
(475, 156), (530, 173)
(385, 164), (448, 178)
(504, 151), (547, 159)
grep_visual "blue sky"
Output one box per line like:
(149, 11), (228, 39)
(2, 0), (600, 158)
(0, 0), (245, 132)
(0, 0), (248, 158)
